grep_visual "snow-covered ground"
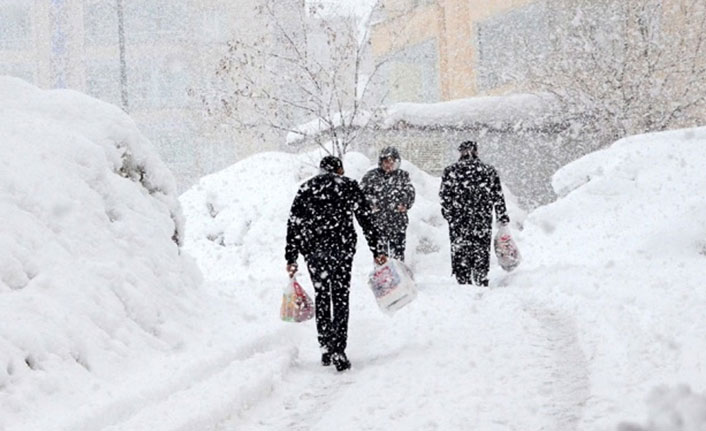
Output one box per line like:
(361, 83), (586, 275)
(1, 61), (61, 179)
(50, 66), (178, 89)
(2, 76), (705, 430)
(181, 129), (706, 430)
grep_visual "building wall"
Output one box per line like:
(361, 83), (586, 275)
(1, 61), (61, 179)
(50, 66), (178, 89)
(371, 0), (537, 102)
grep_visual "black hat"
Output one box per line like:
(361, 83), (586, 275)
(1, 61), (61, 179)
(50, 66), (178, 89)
(458, 141), (478, 152)
(320, 155), (343, 173)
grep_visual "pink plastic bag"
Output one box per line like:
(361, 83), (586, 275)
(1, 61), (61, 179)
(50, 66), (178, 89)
(280, 277), (315, 322)
(494, 225), (521, 272)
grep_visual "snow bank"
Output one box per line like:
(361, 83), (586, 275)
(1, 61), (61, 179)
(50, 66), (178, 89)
(0, 77), (202, 430)
(619, 385), (706, 431)
(516, 127), (706, 429)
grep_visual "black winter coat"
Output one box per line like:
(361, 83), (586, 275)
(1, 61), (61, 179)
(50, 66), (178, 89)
(285, 173), (382, 265)
(439, 155), (510, 237)
(360, 168), (415, 232)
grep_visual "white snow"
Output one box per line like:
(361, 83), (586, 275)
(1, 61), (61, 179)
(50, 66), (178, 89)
(0, 77), (245, 431)
(2, 74), (706, 430)
(382, 92), (560, 130)
(285, 111), (373, 145)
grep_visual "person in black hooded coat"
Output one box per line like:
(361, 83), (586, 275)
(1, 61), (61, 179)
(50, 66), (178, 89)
(439, 141), (510, 286)
(360, 146), (415, 261)
(285, 156), (387, 372)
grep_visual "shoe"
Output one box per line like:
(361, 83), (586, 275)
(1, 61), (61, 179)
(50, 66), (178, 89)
(321, 352), (332, 366)
(332, 352), (351, 372)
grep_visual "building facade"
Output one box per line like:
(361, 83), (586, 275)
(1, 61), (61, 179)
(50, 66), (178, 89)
(370, 0), (544, 103)
(0, 0), (279, 191)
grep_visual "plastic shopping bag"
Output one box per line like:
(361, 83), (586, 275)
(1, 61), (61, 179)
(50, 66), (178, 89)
(280, 277), (315, 322)
(494, 224), (521, 272)
(368, 259), (417, 315)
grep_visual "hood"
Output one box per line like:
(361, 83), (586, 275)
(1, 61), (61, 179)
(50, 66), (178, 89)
(378, 146), (401, 170)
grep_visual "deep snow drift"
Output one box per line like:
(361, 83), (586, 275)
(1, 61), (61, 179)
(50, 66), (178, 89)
(0, 77), (211, 431)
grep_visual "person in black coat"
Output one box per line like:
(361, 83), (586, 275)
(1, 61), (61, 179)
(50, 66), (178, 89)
(439, 141), (510, 286)
(285, 155), (387, 372)
(360, 147), (415, 261)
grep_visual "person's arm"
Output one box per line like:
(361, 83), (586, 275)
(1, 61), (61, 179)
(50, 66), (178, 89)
(491, 170), (510, 225)
(401, 171), (415, 211)
(285, 187), (306, 273)
(439, 168), (454, 222)
(360, 170), (379, 212)
(351, 181), (386, 260)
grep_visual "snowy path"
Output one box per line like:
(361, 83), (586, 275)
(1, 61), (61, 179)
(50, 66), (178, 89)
(523, 304), (591, 430)
(215, 277), (592, 431)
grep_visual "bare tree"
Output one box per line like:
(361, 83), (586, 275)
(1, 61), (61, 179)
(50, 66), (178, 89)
(520, 0), (706, 145)
(195, 0), (390, 157)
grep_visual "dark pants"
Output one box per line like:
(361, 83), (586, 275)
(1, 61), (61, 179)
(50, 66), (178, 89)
(449, 223), (491, 286)
(306, 250), (354, 355)
(379, 228), (407, 262)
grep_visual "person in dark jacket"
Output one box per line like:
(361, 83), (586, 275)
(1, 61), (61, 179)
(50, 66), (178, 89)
(439, 141), (510, 286)
(285, 155), (387, 372)
(360, 147), (415, 261)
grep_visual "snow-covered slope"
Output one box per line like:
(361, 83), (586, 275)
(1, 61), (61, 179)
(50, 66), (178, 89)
(4, 72), (704, 430)
(0, 77), (206, 430)
(182, 129), (706, 431)
(516, 127), (706, 430)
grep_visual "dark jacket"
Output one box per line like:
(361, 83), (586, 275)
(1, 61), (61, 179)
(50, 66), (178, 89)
(439, 155), (510, 236)
(360, 157), (415, 232)
(285, 172), (382, 264)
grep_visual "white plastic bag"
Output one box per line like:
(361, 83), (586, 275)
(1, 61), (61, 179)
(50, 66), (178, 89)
(280, 276), (315, 322)
(494, 224), (521, 272)
(368, 259), (417, 315)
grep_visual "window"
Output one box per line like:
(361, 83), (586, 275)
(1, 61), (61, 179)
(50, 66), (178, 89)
(85, 60), (122, 106)
(476, 2), (550, 90)
(127, 54), (193, 109)
(83, 1), (118, 47)
(0, 3), (32, 50)
(125, 1), (190, 43)
(384, 38), (440, 103)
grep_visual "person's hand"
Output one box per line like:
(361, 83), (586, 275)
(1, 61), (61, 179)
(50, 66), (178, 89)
(286, 263), (298, 278)
(397, 204), (407, 213)
(374, 255), (388, 265)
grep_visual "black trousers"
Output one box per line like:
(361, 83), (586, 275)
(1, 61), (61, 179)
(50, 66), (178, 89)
(306, 250), (354, 354)
(379, 228), (407, 262)
(449, 224), (491, 286)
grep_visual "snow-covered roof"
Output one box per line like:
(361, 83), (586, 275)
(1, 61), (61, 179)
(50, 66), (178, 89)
(286, 93), (564, 147)
(285, 110), (372, 145)
(381, 92), (562, 131)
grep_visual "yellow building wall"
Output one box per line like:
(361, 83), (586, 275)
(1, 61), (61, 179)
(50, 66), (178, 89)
(372, 0), (535, 101)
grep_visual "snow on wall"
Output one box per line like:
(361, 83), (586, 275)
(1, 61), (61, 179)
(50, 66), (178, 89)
(0, 77), (202, 429)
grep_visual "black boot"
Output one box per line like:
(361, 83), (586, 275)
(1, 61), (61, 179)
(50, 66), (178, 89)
(332, 352), (351, 372)
(321, 352), (332, 366)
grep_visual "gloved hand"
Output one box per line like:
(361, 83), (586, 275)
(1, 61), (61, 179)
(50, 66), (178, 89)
(374, 254), (388, 265)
